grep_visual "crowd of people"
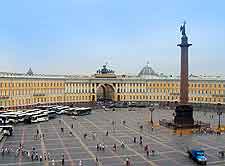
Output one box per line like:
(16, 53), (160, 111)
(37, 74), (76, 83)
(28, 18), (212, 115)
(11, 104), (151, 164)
(1, 143), (56, 164)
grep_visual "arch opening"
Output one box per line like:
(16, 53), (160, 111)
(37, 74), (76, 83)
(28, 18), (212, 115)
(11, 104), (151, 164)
(96, 84), (115, 102)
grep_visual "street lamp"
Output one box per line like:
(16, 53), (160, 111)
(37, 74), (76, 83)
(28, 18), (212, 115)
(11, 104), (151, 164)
(149, 107), (155, 125)
(217, 103), (223, 131)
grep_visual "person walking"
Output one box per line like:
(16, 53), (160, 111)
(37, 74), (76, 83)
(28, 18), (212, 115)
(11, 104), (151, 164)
(133, 137), (136, 143)
(96, 144), (99, 151)
(139, 136), (143, 145)
(52, 159), (55, 166)
(39, 155), (42, 161)
(79, 160), (83, 166)
(71, 124), (74, 129)
(95, 156), (99, 166)
(113, 144), (117, 151)
(102, 144), (105, 151)
(61, 127), (64, 135)
(146, 149), (149, 157)
(61, 154), (64, 165)
(125, 158), (130, 166)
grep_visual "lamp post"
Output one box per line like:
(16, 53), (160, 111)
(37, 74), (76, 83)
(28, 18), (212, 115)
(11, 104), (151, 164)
(217, 103), (223, 131)
(149, 107), (154, 125)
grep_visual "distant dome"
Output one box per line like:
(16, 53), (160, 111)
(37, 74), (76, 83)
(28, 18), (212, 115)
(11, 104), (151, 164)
(138, 62), (158, 77)
(26, 67), (34, 75)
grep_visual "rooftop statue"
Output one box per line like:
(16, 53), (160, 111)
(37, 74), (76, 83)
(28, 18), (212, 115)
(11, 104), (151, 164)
(97, 64), (115, 74)
(180, 21), (186, 36)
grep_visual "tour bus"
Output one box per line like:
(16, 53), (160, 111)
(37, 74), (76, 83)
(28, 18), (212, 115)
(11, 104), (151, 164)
(75, 107), (92, 116)
(6, 111), (27, 123)
(48, 110), (57, 119)
(55, 106), (70, 115)
(25, 109), (40, 114)
(0, 125), (14, 136)
(17, 112), (27, 123)
(36, 105), (53, 110)
(31, 111), (48, 123)
(0, 113), (18, 124)
(24, 109), (43, 124)
(64, 108), (77, 115)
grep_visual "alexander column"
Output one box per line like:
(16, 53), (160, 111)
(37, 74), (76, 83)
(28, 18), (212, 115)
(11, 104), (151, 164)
(174, 22), (194, 127)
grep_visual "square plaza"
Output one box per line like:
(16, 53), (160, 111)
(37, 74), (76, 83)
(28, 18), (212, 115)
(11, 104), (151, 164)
(0, 108), (224, 166)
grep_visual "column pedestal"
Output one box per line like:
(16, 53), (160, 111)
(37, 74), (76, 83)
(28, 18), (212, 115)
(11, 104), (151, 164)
(174, 104), (194, 128)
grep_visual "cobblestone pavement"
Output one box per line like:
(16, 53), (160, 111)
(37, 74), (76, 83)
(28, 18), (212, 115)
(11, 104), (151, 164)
(0, 108), (224, 166)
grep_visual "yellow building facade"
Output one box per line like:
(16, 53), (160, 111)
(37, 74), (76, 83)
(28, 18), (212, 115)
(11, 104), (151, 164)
(0, 64), (225, 109)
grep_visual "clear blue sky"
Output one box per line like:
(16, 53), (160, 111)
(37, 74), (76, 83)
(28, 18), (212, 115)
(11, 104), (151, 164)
(0, 0), (224, 75)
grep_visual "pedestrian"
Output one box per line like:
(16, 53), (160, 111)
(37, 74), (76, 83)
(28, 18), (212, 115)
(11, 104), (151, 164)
(102, 144), (105, 151)
(27, 151), (30, 159)
(42, 133), (45, 139)
(71, 124), (74, 129)
(151, 126), (154, 132)
(96, 156), (99, 166)
(106, 130), (109, 136)
(35, 152), (39, 160)
(140, 136), (143, 144)
(125, 158), (130, 166)
(97, 144), (99, 151)
(113, 144), (117, 151)
(40, 155), (42, 161)
(1, 148), (4, 156)
(133, 137), (136, 143)
(61, 154), (64, 165)
(44, 153), (47, 160)
(48, 152), (50, 160)
(79, 160), (83, 166)
(151, 150), (155, 156)
(144, 145), (148, 151)
(37, 129), (39, 136)
(69, 131), (73, 136)
(31, 153), (34, 161)
(146, 149), (149, 157)
(52, 159), (55, 166)
(61, 127), (64, 135)
(99, 143), (102, 151)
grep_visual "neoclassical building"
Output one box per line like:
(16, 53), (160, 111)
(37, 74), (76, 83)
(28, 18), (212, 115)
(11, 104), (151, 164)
(0, 64), (225, 109)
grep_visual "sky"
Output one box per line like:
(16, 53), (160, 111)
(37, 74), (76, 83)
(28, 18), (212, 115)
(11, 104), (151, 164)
(0, 0), (224, 75)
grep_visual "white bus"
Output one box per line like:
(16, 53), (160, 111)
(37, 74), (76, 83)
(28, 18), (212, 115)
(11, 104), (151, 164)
(64, 108), (77, 115)
(4, 111), (27, 123)
(55, 106), (70, 115)
(48, 110), (57, 119)
(0, 113), (18, 124)
(31, 111), (48, 123)
(75, 107), (92, 116)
